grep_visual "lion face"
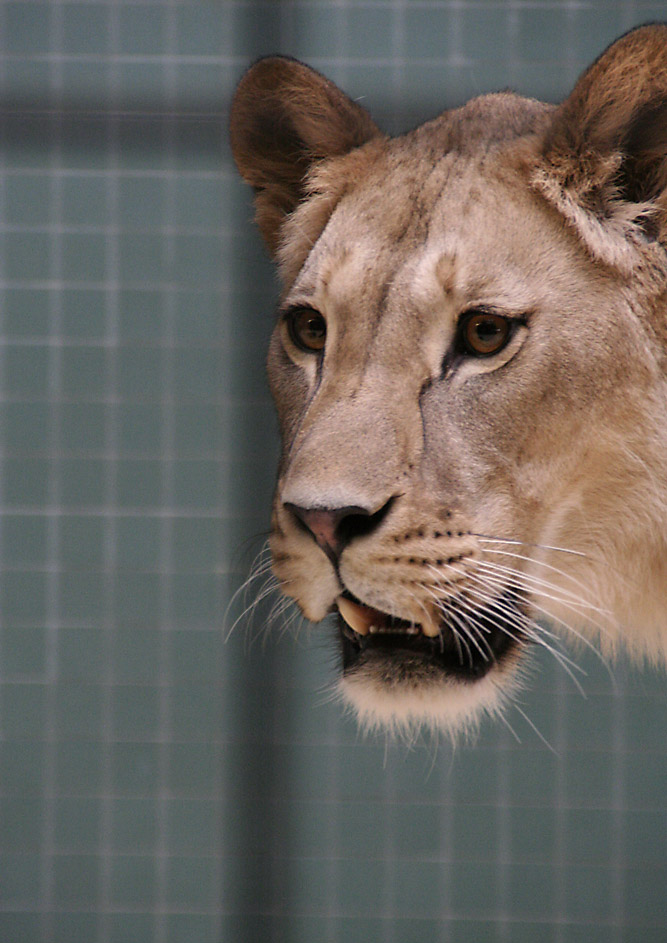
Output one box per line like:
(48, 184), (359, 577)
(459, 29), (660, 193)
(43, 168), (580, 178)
(231, 27), (667, 736)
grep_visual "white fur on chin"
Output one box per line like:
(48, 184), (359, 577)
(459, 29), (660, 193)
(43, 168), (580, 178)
(337, 665), (526, 743)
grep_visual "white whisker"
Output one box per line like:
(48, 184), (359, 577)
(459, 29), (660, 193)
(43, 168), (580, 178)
(445, 599), (494, 663)
(478, 546), (613, 618)
(467, 560), (612, 680)
(473, 556), (610, 618)
(456, 566), (589, 672)
(472, 558), (613, 644)
(512, 703), (558, 755)
(434, 563), (589, 695)
(223, 538), (304, 649)
(473, 534), (588, 558)
(420, 583), (478, 666)
(497, 711), (523, 744)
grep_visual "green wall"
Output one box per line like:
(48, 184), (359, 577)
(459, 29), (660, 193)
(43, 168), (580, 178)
(0, 2), (665, 941)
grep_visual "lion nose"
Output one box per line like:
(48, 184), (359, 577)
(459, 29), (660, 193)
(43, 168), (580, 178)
(285, 500), (393, 564)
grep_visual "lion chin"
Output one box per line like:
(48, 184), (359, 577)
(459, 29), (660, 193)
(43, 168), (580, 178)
(231, 26), (667, 735)
(338, 669), (513, 743)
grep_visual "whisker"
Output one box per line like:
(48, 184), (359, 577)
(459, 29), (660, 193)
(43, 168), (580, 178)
(266, 592), (297, 637)
(222, 538), (303, 648)
(478, 546), (612, 618)
(425, 571), (522, 666)
(452, 582), (537, 657)
(469, 560), (612, 678)
(445, 599), (494, 663)
(473, 534), (588, 558)
(438, 601), (471, 667)
(473, 559), (614, 648)
(444, 597), (498, 662)
(497, 711), (523, 744)
(419, 584), (473, 667)
(224, 571), (274, 642)
(286, 606), (308, 640)
(438, 565), (589, 695)
(473, 556), (610, 618)
(223, 540), (274, 630)
(512, 703), (558, 755)
(457, 565), (589, 667)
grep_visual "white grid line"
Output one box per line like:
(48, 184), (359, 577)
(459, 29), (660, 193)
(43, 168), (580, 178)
(96, 0), (121, 936)
(610, 677), (629, 943)
(0, 0), (7, 730)
(154, 5), (178, 939)
(39, 4), (65, 941)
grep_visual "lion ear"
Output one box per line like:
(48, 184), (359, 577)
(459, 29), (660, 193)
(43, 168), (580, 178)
(535, 23), (667, 269)
(230, 56), (381, 257)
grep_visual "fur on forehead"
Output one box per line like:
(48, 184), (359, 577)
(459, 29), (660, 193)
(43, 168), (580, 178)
(277, 92), (552, 288)
(277, 97), (554, 294)
(277, 139), (387, 292)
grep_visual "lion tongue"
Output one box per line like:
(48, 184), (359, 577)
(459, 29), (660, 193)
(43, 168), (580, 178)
(336, 596), (441, 639)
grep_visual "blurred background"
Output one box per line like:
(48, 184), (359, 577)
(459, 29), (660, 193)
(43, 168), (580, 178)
(0, 2), (665, 942)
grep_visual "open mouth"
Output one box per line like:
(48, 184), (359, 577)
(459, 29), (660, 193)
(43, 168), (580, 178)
(337, 590), (525, 682)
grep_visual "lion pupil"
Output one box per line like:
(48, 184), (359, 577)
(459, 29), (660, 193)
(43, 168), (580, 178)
(477, 320), (500, 341)
(307, 318), (324, 339)
(302, 314), (325, 347)
(479, 322), (496, 336)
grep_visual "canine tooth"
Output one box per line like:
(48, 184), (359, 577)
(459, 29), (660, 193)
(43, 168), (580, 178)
(420, 613), (441, 638)
(337, 596), (373, 636)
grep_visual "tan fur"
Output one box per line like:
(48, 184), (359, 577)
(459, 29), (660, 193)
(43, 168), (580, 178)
(230, 26), (667, 737)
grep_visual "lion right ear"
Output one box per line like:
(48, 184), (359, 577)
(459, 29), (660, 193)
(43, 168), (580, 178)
(230, 56), (381, 257)
(534, 23), (667, 271)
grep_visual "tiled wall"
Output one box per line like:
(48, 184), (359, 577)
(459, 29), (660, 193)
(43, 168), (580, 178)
(1, 3), (665, 942)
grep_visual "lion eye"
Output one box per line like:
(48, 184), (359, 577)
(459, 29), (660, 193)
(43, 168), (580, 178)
(286, 307), (327, 353)
(459, 310), (511, 357)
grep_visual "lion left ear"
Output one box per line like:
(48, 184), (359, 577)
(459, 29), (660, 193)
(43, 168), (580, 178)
(230, 56), (382, 258)
(534, 23), (667, 269)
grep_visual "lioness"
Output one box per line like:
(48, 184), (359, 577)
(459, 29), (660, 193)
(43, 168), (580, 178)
(230, 25), (667, 737)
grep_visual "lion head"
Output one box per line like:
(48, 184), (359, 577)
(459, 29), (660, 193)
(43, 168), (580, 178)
(230, 26), (667, 737)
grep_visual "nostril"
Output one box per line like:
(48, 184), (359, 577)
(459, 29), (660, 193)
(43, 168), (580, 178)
(285, 504), (368, 560)
(284, 498), (396, 562)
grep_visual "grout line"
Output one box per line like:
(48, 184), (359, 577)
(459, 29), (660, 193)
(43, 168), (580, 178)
(96, 2), (120, 937)
(154, 6), (179, 939)
(97, 22), (119, 943)
(610, 670), (628, 943)
(0, 0), (7, 730)
(553, 664), (568, 943)
(39, 5), (66, 941)
(495, 725), (511, 941)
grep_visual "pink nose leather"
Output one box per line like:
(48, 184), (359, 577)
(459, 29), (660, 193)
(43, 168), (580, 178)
(294, 508), (341, 552)
(284, 504), (370, 561)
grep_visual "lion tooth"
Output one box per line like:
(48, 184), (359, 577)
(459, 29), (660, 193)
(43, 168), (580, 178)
(338, 596), (440, 639)
(420, 613), (441, 638)
(337, 596), (373, 636)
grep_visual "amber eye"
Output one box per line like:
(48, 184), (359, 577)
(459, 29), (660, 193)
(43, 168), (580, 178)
(286, 307), (327, 353)
(459, 310), (511, 357)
